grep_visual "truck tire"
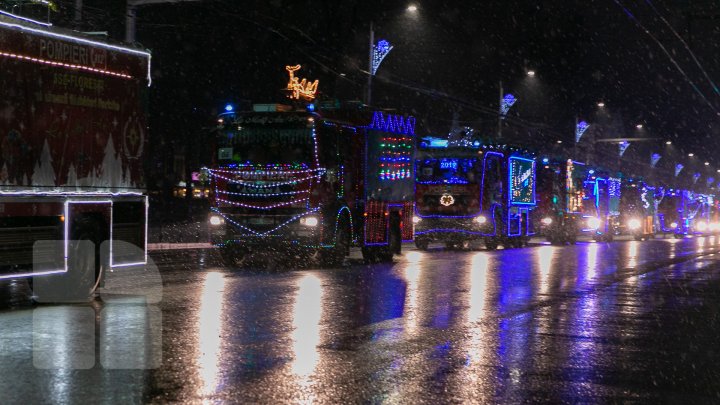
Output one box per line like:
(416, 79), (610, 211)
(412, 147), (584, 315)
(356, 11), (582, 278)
(32, 218), (107, 303)
(220, 245), (245, 267)
(415, 239), (429, 250)
(484, 238), (498, 251)
(321, 217), (350, 267)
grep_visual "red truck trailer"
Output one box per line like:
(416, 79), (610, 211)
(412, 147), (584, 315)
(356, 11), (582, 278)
(206, 103), (416, 265)
(0, 15), (151, 299)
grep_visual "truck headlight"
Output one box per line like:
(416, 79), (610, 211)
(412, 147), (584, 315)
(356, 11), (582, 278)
(300, 216), (319, 227)
(587, 216), (601, 230)
(670, 222), (678, 229)
(541, 217), (553, 225)
(473, 215), (487, 224)
(412, 215), (422, 224)
(710, 222), (720, 231)
(627, 218), (641, 230)
(697, 221), (708, 232)
(209, 215), (224, 226)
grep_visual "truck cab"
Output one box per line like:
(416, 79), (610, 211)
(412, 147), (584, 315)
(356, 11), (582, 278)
(206, 104), (415, 265)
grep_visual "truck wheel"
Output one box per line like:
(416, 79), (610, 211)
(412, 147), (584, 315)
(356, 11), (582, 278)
(321, 218), (350, 267)
(485, 238), (498, 251)
(415, 239), (429, 250)
(33, 218), (106, 303)
(220, 245), (246, 267)
(445, 242), (457, 250)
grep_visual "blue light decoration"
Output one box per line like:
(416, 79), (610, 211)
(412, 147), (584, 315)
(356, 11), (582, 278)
(694, 172), (701, 184)
(500, 93), (517, 117)
(619, 141), (630, 157)
(371, 39), (394, 75)
(542, 157), (549, 164)
(508, 156), (536, 206)
(369, 111), (415, 181)
(651, 153), (661, 167)
(306, 103), (315, 112)
(707, 177), (715, 185)
(224, 104), (234, 112)
(608, 178), (622, 198)
(675, 163), (684, 177)
(575, 120), (590, 143)
(367, 110), (416, 135)
(439, 158), (458, 170)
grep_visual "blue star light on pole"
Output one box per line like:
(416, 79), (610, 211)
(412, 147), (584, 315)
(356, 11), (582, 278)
(575, 120), (590, 143)
(651, 153), (661, 167)
(371, 39), (394, 75)
(619, 141), (630, 157)
(500, 93), (517, 117)
(675, 163), (684, 177)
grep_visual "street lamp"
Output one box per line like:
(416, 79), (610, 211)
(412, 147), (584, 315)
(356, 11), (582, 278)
(526, 70), (536, 77)
(597, 102), (605, 107)
(366, 4), (418, 105)
(636, 124), (643, 129)
(666, 140), (672, 145)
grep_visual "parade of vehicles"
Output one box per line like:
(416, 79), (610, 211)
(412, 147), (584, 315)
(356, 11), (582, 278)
(0, 14), (151, 298)
(412, 138), (537, 250)
(205, 65), (720, 259)
(206, 102), (415, 265)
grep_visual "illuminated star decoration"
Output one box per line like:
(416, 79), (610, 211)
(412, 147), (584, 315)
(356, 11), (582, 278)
(439, 194), (455, 206)
(675, 163), (684, 177)
(619, 141), (630, 157)
(500, 94), (517, 117)
(371, 39), (394, 75)
(651, 153), (661, 167)
(575, 120), (590, 143)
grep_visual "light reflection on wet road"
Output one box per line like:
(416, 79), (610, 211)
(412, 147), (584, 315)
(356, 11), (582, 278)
(2, 236), (720, 403)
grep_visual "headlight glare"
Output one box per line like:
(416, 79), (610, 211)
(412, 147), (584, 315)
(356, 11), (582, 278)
(587, 216), (601, 230)
(301, 216), (319, 227)
(209, 215), (224, 226)
(541, 217), (553, 225)
(473, 215), (487, 224)
(627, 218), (641, 230)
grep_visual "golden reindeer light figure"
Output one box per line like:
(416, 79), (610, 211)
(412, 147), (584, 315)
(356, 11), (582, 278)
(285, 64), (319, 101)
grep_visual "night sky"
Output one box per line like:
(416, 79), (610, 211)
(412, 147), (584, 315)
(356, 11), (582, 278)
(36, 0), (720, 184)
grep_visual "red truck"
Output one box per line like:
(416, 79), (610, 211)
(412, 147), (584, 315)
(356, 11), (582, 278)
(0, 14), (151, 299)
(206, 103), (416, 265)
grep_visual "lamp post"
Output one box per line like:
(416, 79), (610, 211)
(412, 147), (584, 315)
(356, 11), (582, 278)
(365, 4), (417, 105)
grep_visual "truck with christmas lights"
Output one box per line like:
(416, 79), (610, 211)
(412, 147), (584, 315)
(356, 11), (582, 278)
(0, 14), (151, 299)
(535, 158), (619, 244)
(412, 137), (485, 250)
(206, 103), (416, 265)
(619, 180), (659, 240)
(412, 142), (537, 250)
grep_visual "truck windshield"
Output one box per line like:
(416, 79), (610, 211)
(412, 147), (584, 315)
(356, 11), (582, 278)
(416, 158), (478, 184)
(217, 126), (314, 166)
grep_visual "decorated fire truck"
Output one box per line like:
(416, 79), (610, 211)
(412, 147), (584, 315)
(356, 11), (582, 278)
(206, 95), (416, 265)
(413, 142), (537, 250)
(412, 138), (483, 250)
(619, 180), (658, 240)
(535, 158), (620, 244)
(0, 14), (151, 299)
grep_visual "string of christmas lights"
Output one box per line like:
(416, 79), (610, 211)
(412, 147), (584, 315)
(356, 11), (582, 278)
(215, 197), (309, 210)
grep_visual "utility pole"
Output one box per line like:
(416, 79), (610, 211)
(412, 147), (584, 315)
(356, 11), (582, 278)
(366, 21), (374, 105)
(497, 80), (503, 140)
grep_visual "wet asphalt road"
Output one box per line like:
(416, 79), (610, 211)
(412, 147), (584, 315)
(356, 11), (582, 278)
(2, 236), (720, 403)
